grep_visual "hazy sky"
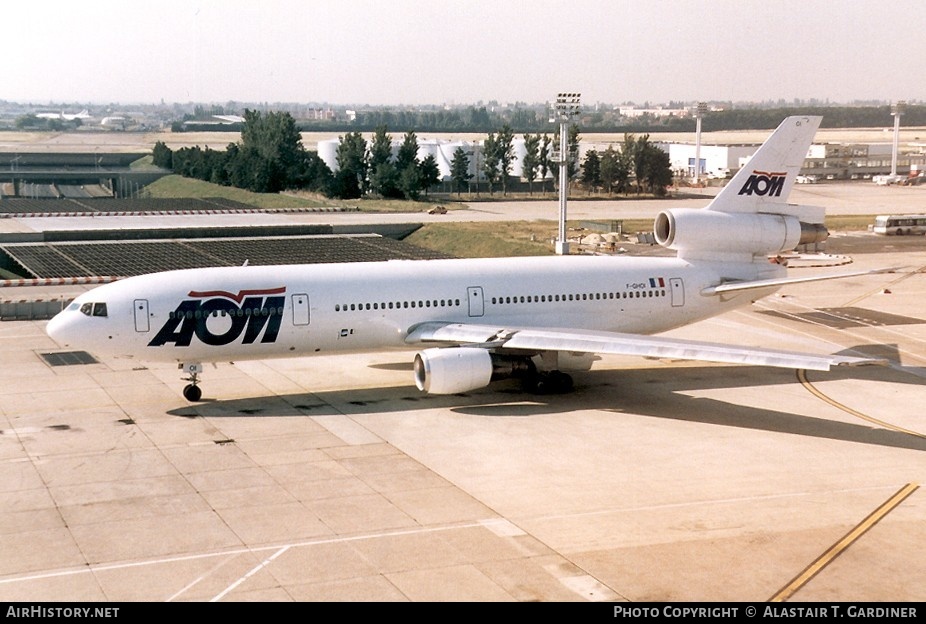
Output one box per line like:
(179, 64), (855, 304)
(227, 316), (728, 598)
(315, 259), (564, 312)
(5, 0), (925, 106)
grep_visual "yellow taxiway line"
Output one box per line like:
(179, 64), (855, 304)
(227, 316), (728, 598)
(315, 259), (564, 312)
(770, 482), (919, 602)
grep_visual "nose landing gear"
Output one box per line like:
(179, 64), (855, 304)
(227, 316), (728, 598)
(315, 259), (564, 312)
(180, 362), (204, 402)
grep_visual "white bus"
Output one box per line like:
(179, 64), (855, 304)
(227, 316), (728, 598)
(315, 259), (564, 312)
(873, 214), (926, 235)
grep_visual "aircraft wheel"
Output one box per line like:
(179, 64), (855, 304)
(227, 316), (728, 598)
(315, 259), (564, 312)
(183, 384), (203, 402)
(551, 371), (574, 393)
(523, 371), (573, 395)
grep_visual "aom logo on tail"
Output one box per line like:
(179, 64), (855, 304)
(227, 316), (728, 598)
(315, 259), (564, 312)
(149, 287), (286, 347)
(738, 170), (787, 197)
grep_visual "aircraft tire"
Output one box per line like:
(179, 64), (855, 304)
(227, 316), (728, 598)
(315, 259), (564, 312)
(523, 371), (573, 395)
(183, 384), (203, 402)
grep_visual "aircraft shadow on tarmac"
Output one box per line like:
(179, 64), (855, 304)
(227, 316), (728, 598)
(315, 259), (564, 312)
(168, 350), (926, 453)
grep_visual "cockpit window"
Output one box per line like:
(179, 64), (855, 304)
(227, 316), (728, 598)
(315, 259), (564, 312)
(79, 302), (108, 317)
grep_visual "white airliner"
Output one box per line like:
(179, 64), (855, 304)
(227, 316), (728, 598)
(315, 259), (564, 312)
(46, 116), (886, 401)
(36, 109), (91, 121)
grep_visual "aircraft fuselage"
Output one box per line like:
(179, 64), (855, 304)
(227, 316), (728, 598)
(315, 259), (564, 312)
(47, 254), (776, 364)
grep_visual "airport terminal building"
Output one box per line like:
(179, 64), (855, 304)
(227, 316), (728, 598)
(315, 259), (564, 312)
(661, 140), (926, 182)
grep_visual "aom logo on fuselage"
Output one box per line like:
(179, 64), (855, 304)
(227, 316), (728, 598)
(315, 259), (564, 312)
(149, 287), (286, 347)
(738, 170), (787, 197)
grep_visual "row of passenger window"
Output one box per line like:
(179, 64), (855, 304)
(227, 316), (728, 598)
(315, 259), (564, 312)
(333, 289), (667, 313)
(491, 289), (667, 304)
(335, 298), (462, 312)
(167, 307), (285, 320)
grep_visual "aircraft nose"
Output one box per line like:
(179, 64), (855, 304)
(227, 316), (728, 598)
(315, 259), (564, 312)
(46, 309), (73, 346)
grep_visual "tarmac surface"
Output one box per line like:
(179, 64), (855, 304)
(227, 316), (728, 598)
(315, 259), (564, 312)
(1, 184), (926, 602)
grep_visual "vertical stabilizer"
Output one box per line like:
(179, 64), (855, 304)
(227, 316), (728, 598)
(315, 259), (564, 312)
(706, 116), (821, 214)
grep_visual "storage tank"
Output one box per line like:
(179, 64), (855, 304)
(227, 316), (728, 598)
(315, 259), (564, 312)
(316, 138), (340, 172)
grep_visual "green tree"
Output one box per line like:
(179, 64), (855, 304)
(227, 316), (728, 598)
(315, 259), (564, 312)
(450, 146), (473, 197)
(467, 106), (491, 127)
(240, 109), (304, 188)
(292, 151), (333, 194)
(581, 149), (601, 193)
(15, 114), (39, 129)
(640, 145), (673, 196)
(369, 162), (400, 198)
(333, 131), (368, 199)
(368, 125), (398, 197)
(567, 124), (581, 180)
(496, 124), (516, 196)
(481, 133), (500, 195)
(398, 164), (422, 200)
(396, 131), (419, 171)
(368, 125), (393, 170)
(396, 131), (422, 199)
(226, 145), (282, 192)
(622, 133), (672, 196)
(521, 134), (541, 195)
(599, 145), (630, 195)
(624, 133), (650, 194)
(152, 141), (173, 169)
(418, 154), (441, 197)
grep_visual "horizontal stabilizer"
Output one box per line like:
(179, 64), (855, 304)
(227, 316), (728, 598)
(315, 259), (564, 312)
(700, 267), (899, 296)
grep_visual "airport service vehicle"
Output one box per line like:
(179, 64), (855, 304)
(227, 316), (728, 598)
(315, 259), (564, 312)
(47, 116), (886, 401)
(873, 214), (926, 236)
(873, 174), (906, 186)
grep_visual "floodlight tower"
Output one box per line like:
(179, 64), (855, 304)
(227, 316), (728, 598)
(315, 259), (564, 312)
(890, 100), (906, 178)
(550, 93), (581, 255)
(693, 102), (708, 184)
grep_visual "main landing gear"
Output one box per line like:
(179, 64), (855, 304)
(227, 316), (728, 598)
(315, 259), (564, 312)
(180, 362), (204, 402)
(522, 370), (574, 394)
(519, 352), (574, 395)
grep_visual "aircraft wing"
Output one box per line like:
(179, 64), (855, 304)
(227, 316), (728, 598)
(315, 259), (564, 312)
(405, 322), (884, 371)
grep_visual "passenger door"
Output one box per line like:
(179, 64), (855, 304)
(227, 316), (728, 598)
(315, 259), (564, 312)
(467, 286), (484, 317)
(292, 293), (310, 326)
(133, 299), (149, 332)
(669, 278), (684, 307)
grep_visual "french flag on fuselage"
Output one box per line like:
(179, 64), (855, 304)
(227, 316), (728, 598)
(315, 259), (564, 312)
(649, 277), (666, 288)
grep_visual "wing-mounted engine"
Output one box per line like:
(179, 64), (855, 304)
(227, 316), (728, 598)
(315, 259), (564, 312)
(654, 208), (827, 260)
(414, 347), (493, 394)
(413, 347), (536, 395)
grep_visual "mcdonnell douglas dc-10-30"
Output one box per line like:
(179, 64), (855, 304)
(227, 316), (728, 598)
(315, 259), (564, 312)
(47, 116), (886, 401)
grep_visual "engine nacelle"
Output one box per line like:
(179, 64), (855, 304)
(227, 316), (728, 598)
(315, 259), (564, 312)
(654, 208), (818, 256)
(414, 347), (493, 395)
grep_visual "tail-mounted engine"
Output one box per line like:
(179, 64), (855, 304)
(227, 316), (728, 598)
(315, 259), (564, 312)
(654, 208), (827, 258)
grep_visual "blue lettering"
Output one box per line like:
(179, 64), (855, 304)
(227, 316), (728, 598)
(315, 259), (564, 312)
(738, 173), (786, 197)
(149, 295), (286, 348)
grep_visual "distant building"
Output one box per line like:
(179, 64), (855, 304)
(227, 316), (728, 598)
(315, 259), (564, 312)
(617, 107), (691, 119)
(659, 142), (757, 180)
(803, 142), (926, 179)
(305, 108), (336, 121)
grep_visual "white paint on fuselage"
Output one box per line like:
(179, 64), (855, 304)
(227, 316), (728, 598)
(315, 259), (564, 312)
(47, 254), (781, 365)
